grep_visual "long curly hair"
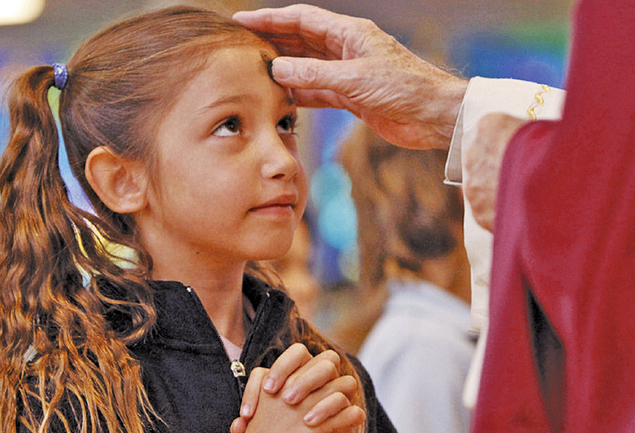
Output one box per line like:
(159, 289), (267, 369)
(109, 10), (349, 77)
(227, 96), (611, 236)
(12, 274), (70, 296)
(0, 6), (363, 433)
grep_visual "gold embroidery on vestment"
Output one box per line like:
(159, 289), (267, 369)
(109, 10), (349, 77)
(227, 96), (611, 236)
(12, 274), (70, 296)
(527, 84), (552, 120)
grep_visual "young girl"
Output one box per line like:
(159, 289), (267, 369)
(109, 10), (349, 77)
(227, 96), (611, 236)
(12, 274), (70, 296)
(0, 6), (394, 433)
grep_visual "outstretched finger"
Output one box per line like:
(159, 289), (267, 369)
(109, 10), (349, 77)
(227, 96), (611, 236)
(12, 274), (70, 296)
(270, 57), (369, 95)
(288, 88), (349, 110)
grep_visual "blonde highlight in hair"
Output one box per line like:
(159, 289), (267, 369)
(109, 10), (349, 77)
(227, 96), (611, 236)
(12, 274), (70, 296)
(1, 6), (364, 432)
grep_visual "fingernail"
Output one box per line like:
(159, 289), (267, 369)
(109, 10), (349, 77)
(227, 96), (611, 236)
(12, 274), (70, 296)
(272, 58), (293, 80)
(263, 378), (276, 393)
(240, 404), (252, 417)
(282, 388), (298, 404)
(304, 410), (317, 425)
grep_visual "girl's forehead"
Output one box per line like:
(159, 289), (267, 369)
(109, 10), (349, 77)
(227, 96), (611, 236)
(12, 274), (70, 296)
(170, 45), (294, 116)
(206, 45), (282, 92)
(205, 43), (277, 75)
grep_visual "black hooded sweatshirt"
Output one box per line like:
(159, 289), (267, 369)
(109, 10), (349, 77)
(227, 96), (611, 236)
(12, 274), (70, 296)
(21, 275), (395, 432)
(134, 276), (396, 432)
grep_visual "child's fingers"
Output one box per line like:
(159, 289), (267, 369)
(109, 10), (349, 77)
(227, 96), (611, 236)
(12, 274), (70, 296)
(284, 349), (341, 387)
(240, 367), (269, 418)
(263, 343), (313, 394)
(297, 375), (358, 426)
(229, 416), (248, 433)
(316, 375), (358, 404)
(308, 349), (341, 371)
(308, 404), (366, 432)
(281, 352), (342, 405)
(302, 391), (350, 426)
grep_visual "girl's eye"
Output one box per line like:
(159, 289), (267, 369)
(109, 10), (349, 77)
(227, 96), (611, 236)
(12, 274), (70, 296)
(277, 114), (297, 135)
(212, 116), (241, 137)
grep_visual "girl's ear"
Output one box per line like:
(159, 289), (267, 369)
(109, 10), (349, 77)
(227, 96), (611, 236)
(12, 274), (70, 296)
(85, 146), (149, 213)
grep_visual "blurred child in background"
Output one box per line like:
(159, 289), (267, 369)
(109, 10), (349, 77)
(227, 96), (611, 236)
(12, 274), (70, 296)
(340, 122), (475, 433)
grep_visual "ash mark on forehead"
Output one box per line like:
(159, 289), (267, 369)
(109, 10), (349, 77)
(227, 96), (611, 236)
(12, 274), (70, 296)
(261, 51), (275, 82)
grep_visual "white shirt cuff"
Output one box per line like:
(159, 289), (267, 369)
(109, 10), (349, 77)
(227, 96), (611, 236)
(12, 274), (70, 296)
(445, 76), (566, 185)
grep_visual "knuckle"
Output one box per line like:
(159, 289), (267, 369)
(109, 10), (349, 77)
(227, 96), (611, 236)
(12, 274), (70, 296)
(322, 359), (339, 377)
(290, 342), (305, 351)
(297, 63), (319, 85)
(294, 342), (311, 356)
(320, 349), (341, 364)
(356, 17), (379, 32)
(334, 391), (352, 406)
(351, 406), (367, 424)
(251, 366), (267, 374)
(339, 375), (358, 393)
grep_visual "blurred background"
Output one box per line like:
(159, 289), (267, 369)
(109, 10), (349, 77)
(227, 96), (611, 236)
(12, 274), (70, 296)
(0, 0), (573, 343)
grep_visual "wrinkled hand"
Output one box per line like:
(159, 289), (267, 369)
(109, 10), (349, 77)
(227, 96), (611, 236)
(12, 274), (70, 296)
(464, 113), (529, 232)
(230, 343), (365, 433)
(234, 4), (467, 151)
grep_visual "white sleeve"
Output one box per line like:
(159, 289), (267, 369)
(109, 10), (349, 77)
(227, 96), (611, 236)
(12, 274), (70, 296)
(445, 77), (566, 185)
(445, 77), (566, 333)
(449, 77), (565, 410)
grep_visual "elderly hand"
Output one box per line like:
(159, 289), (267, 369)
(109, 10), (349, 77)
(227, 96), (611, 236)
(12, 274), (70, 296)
(234, 4), (467, 151)
(464, 113), (529, 232)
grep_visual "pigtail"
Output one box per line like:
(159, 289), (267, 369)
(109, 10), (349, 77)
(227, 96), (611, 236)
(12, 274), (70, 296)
(0, 66), (155, 433)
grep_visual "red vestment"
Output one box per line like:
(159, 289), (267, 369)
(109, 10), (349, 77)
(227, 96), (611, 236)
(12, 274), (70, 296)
(472, 0), (635, 431)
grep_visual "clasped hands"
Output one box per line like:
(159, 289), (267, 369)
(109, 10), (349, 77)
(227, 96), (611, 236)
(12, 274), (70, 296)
(230, 343), (366, 433)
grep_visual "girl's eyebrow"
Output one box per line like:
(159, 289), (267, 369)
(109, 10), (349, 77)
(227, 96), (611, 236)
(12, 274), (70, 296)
(196, 94), (296, 115)
(284, 95), (297, 107)
(195, 95), (249, 114)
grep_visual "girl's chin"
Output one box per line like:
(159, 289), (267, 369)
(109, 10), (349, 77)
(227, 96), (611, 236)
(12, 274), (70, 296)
(250, 241), (294, 262)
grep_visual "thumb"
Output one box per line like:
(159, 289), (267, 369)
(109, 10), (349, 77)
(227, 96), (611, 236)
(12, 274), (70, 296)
(271, 57), (358, 94)
(230, 417), (247, 433)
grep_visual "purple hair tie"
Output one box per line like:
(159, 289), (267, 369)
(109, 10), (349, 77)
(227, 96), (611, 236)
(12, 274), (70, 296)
(52, 63), (68, 90)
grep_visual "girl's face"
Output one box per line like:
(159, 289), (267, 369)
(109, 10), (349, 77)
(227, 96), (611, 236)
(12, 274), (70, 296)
(138, 44), (308, 275)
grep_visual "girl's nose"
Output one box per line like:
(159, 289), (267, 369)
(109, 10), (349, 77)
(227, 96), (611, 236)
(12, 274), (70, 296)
(260, 133), (300, 181)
